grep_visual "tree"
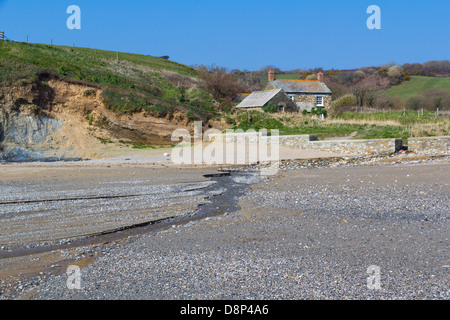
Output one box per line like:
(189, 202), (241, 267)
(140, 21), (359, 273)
(351, 74), (390, 107)
(198, 65), (245, 109)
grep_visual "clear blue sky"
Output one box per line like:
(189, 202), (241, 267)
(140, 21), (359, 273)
(0, 0), (449, 71)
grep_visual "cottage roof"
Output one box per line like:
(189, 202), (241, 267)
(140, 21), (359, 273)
(268, 80), (332, 94)
(235, 89), (284, 108)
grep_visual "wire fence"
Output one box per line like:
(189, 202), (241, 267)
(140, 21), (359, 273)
(0, 30), (12, 41)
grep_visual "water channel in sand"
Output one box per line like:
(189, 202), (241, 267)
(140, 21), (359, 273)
(0, 164), (260, 288)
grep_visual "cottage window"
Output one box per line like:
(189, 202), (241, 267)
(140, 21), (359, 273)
(316, 95), (324, 107)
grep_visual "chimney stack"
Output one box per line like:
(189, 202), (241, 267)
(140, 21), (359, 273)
(268, 69), (275, 81)
(317, 71), (324, 82)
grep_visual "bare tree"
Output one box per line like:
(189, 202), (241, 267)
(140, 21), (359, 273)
(352, 74), (390, 107)
(198, 65), (245, 108)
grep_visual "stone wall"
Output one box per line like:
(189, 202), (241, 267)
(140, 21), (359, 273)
(275, 135), (317, 148)
(268, 91), (298, 112)
(206, 132), (399, 156)
(407, 136), (449, 154)
(207, 133), (450, 156)
(305, 138), (400, 155)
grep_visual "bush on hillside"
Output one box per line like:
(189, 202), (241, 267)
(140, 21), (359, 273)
(330, 94), (357, 115)
(305, 74), (317, 80)
(406, 89), (450, 111)
(197, 65), (245, 110)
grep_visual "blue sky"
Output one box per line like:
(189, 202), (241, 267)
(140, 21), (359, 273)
(0, 0), (449, 71)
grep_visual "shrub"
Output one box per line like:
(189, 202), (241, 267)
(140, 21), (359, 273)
(225, 116), (236, 125)
(198, 65), (245, 104)
(330, 94), (357, 114)
(186, 111), (198, 122)
(101, 90), (146, 114)
(423, 89), (450, 111)
(305, 74), (317, 80)
(406, 89), (450, 111)
(105, 73), (120, 85)
(262, 104), (278, 113)
(58, 66), (69, 76)
(374, 94), (394, 110)
(311, 107), (327, 117)
(387, 65), (404, 78)
(84, 89), (96, 96)
(145, 104), (174, 118)
(406, 95), (431, 111)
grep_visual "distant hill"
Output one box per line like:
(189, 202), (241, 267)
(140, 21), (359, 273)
(385, 76), (450, 101)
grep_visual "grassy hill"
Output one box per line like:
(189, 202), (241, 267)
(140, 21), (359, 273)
(385, 76), (450, 101)
(0, 41), (217, 120)
(0, 41), (196, 83)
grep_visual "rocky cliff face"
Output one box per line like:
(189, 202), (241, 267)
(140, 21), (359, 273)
(0, 81), (72, 162)
(0, 74), (206, 162)
(0, 111), (64, 162)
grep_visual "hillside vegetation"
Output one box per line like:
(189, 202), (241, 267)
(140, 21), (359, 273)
(1, 41), (449, 160)
(0, 41), (219, 121)
(385, 76), (450, 100)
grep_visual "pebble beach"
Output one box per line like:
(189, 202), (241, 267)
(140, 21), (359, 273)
(0, 153), (449, 300)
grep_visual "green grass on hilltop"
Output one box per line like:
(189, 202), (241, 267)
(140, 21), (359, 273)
(386, 76), (450, 101)
(62, 46), (197, 77)
(0, 41), (197, 83)
(0, 41), (218, 120)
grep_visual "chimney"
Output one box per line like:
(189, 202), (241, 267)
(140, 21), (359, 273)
(317, 71), (324, 82)
(268, 69), (275, 81)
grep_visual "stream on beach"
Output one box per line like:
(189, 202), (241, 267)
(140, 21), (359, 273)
(0, 165), (260, 258)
